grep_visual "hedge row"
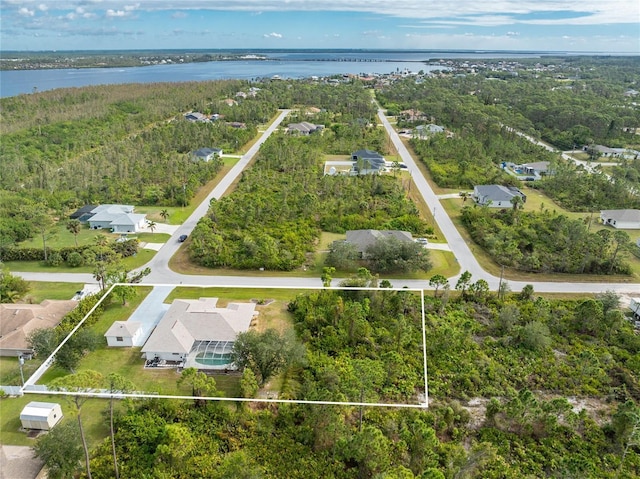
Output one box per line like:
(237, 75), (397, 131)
(0, 239), (139, 262)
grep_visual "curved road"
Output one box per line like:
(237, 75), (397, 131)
(14, 109), (640, 295)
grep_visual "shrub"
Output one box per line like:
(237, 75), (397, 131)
(66, 251), (84, 267)
(46, 252), (64, 267)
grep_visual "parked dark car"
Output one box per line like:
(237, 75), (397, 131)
(178, 234), (188, 242)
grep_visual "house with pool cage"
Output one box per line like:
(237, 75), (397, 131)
(141, 298), (257, 370)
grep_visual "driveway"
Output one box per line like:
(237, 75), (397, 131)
(126, 285), (173, 346)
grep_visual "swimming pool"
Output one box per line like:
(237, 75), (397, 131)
(195, 352), (232, 367)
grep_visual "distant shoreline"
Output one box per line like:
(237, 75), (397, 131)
(2, 48), (636, 72)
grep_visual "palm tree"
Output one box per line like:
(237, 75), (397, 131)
(67, 219), (82, 247)
(147, 220), (157, 233)
(159, 209), (169, 222)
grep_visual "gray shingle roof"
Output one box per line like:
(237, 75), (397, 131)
(345, 229), (414, 254)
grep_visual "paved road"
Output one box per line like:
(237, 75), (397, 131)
(13, 108), (640, 295)
(379, 110), (640, 295)
(141, 109), (291, 284)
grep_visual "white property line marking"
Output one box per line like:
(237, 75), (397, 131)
(23, 283), (429, 409)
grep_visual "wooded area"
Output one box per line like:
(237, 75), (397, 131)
(32, 287), (640, 478)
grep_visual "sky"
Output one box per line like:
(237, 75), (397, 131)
(1, 0), (639, 53)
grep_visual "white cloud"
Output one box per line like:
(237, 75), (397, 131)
(106, 9), (127, 17)
(37, 4), (48, 11)
(18, 7), (35, 17)
(3, 0), (638, 26)
(172, 11), (187, 18)
(263, 32), (282, 38)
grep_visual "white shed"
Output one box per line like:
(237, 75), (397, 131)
(20, 402), (63, 430)
(104, 321), (142, 347)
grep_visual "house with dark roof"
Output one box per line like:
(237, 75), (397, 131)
(473, 185), (526, 208)
(351, 149), (386, 175)
(141, 298), (257, 370)
(69, 205), (98, 222)
(600, 209), (640, 229)
(345, 229), (414, 257)
(184, 112), (207, 122)
(191, 147), (223, 162)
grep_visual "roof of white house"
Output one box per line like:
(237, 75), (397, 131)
(416, 124), (444, 132)
(91, 204), (134, 215)
(601, 209), (640, 222)
(521, 161), (550, 172)
(474, 185), (525, 202)
(346, 229), (414, 253)
(20, 402), (60, 418)
(109, 213), (146, 227)
(104, 321), (142, 338)
(141, 298), (256, 355)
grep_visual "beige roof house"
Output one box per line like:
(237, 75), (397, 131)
(0, 300), (76, 356)
(141, 298), (257, 366)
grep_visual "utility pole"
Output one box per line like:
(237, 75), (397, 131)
(18, 355), (25, 386)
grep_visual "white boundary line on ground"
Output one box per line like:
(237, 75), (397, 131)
(23, 283), (429, 409)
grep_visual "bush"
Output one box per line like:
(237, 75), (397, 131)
(66, 251), (84, 267)
(46, 252), (64, 267)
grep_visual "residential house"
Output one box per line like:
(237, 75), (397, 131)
(69, 204), (98, 222)
(104, 321), (143, 347)
(0, 300), (77, 357)
(345, 229), (414, 257)
(473, 185), (526, 208)
(184, 112), (207, 122)
(227, 121), (246, 129)
(235, 91), (248, 99)
(351, 149), (386, 175)
(286, 122), (324, 135)
(222, 99), (238, 107)
(600, 209), (640, 229)
(191, 147), (223, 162)
(20, 402), (63, 431)
(399, 109), (427, 122)
(414, 124), (444, 139)
(324, 161), (357, 176)
(141, 298), (257, 370)
(506, 161), (551, 181)
(87, 205), (147, 233)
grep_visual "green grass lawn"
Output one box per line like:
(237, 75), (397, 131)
(0, 394), (111, 447)
(165, 286), (302, 303)
(134, 233), (171, 243)
(26, 282), (84, 303)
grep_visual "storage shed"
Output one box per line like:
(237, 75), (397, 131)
(20, 402), (63, 431)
